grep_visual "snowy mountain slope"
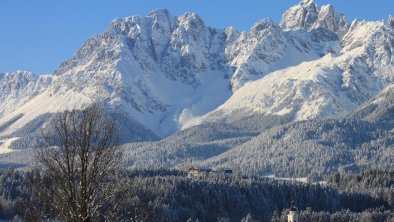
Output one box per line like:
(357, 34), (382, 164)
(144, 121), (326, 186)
(116, 1), (394, 176)
(200, 84), (394, 179)
(119, 22), (393, 163)
(0, 10), (233, 139)
(348, 83), (394, 127)
(0, 89), (91, 137)
(49, 9), (234, 137)
(199, 15), (394, 126)
(0, 71), (50, 118)
(226, 15), (343, 91)
(121, 83), (394, 175)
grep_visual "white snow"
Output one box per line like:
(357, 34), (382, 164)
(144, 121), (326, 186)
(261, 174), (308, 183)
(203, 53), (356, 123)
(200, 16), (394, 126)
(0, 71), (50, 118)
(0, 89), (92, 137)
(0, 137), (19, 154)
(280, 0), (319, 31)
(280, 0), (349, 37)
(276, 177), (308, 183)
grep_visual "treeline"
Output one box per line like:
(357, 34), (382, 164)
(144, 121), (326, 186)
(0, 169), (392, 221)
(326, 170), (394, 207)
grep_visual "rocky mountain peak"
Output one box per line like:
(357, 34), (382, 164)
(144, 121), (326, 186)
(0, 71), (38, 96)
(148, 8), (170, 18)
(281, 0), (348, 38)
(149, 8), (176, 31)
(251, 19), (280, 37)
(313, 4), (349, 37)
(280, 0), (319, 30)
(177, 12), (205, 32)
(224, 26), (240, 43)
(107, 15), (142, 36)
(0, 70), (35, 81)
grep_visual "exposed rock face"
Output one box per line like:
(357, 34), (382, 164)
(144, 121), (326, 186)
(0, 71), (50, 118)
(280, 0), (320, 31)
(281, 0), (349, 38)
(313, 4), (349, 38)
(203, 18), (394, 124)
(226, 19), (287, 91)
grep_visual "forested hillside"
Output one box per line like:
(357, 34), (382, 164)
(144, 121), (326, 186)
(0, 169), (392, 221)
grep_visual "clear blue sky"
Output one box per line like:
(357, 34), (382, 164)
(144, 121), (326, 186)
(1, 0), (393, 74)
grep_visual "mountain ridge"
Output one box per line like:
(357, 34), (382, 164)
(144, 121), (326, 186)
(0, 0), (394, 178)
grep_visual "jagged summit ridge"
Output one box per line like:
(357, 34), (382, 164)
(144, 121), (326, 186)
(281, 0), (349, 37)
(1, 10), (231, 138)
(201, 15), (394, 126)
(313, 4), (349, 37)
(0, 71), (50, 118)
(280, 0), (319, 30)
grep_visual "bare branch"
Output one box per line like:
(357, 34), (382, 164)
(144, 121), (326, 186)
(34, 104), (124, 221)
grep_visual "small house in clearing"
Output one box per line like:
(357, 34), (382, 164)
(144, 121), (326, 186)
(187, 166), (233, 177)
(187, 166), (212, 177)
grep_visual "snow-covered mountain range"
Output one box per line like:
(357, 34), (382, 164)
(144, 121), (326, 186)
(1, 0), (394, 177)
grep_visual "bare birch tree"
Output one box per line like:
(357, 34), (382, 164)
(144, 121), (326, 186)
(35, 104), (124, 222)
